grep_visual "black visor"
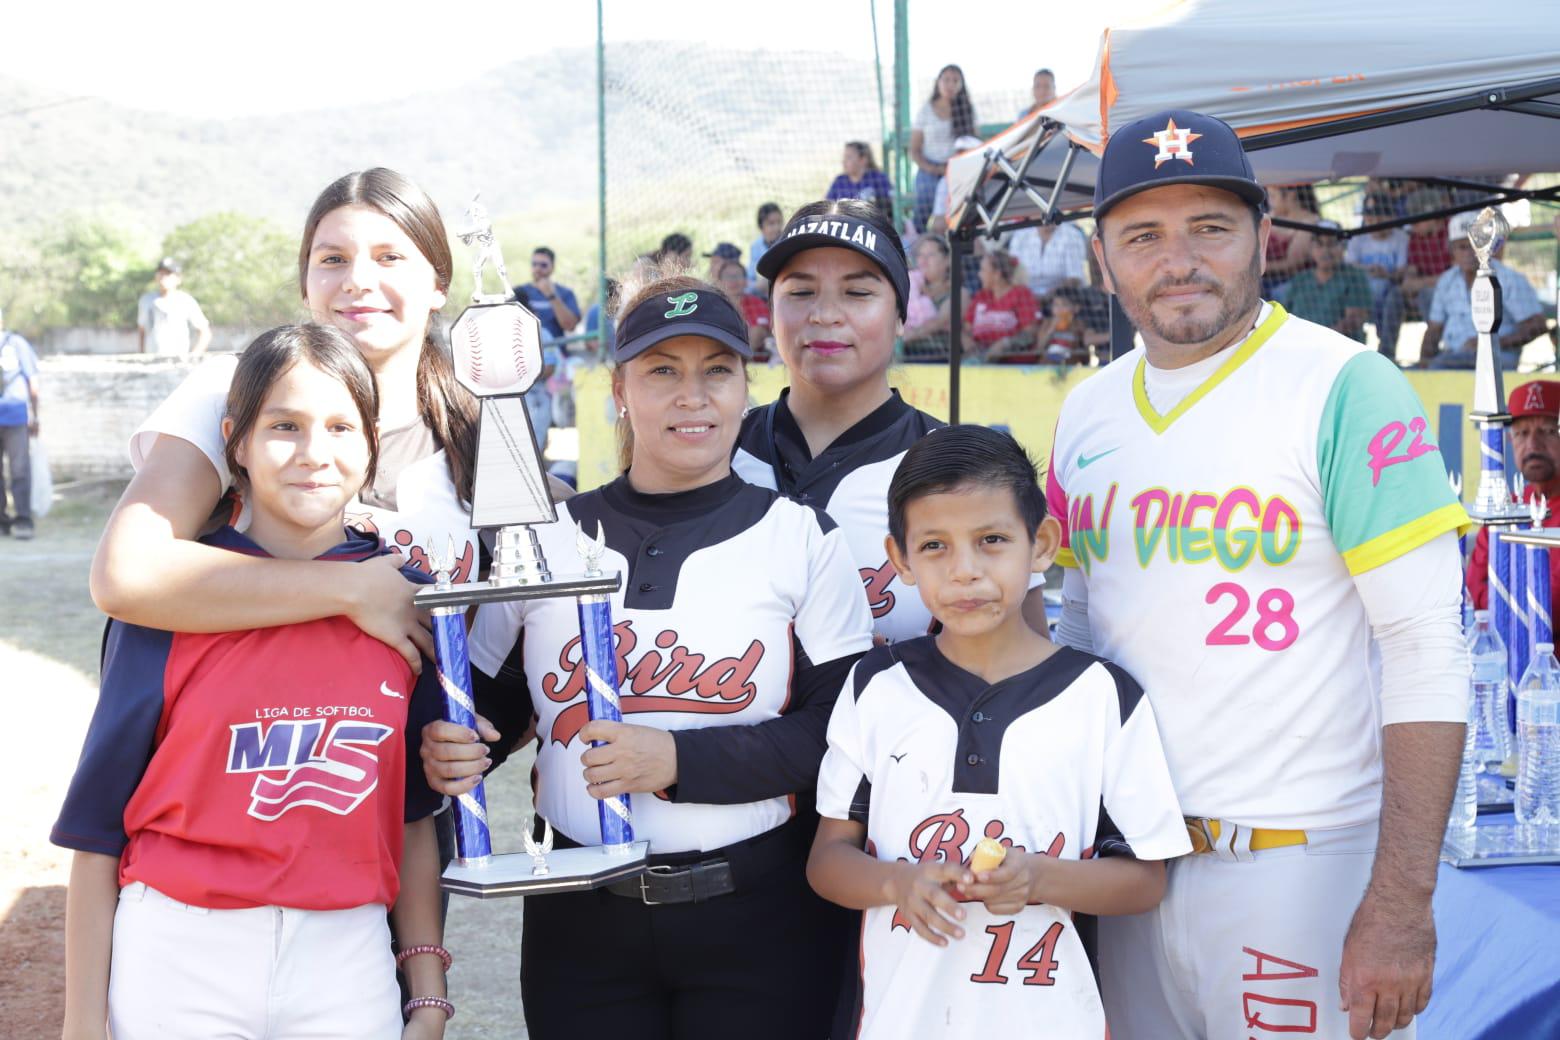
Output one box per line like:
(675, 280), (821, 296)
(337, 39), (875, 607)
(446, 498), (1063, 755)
(615, 289), (753, 363)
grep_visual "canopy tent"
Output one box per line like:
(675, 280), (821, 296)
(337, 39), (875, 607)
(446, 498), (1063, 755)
(938, 1), (1560, 419)
(947, 0), (1560, 232)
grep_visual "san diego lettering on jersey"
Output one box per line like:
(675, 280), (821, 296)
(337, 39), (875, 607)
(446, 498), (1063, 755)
(1067, 482), (1303, 574)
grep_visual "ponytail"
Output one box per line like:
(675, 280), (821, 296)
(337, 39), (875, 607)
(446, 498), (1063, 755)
(415, 315), (479, 504)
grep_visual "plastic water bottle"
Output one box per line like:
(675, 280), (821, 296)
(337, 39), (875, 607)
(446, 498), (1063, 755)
(1515, 642), (1560, 847)
(1468, 611), (1510, 771)
(1448, 689), (1481, 841)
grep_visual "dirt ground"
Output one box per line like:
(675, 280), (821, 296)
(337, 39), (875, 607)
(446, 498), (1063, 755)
(0, 482), (533, 1037)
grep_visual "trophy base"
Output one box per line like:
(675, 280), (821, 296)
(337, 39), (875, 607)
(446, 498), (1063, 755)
(441, 841), (650, 898)
(414, 572), (620, 610)
(1443, 822), (1560, 868)
(1500, 528), (1560, 548)
(1467, 505), (1538, 526)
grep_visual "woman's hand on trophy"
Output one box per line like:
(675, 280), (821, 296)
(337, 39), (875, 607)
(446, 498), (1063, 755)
(420, 716), (500, 796)
(577, 721), (678, 798)
(345, 554), (435, 673)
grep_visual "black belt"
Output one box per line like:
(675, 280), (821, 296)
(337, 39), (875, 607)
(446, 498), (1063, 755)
(595, 815), (809, 906)
(607, 860), (735, 905)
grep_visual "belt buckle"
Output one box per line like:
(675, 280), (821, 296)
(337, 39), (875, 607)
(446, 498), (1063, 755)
(1185, 817), (1216, 855)
(638, 864), (681, 906)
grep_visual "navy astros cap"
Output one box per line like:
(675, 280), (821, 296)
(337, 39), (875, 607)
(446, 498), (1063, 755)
(1093, 109), (1266, 221)
(756, 213), (910, 319)
(614, 288), (753, 363)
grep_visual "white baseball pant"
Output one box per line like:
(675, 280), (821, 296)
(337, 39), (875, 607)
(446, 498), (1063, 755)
(1098, 820), (1415, 1040)
(108, 882), (403, 1039)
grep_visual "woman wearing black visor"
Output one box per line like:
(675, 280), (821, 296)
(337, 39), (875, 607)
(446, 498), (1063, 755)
(421, 270), (874, 1039)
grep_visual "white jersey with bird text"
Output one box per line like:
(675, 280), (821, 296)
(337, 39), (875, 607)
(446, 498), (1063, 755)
(1047, 303), (1468, 831)
(817, 640), (1189, 1039)
(130, 355), (481, 584)
(468, 477), (873, 854)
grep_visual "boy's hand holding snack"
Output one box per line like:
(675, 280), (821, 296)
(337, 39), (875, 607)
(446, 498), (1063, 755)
(962, 839), (1039, 917)
(887, 860), (971, 946)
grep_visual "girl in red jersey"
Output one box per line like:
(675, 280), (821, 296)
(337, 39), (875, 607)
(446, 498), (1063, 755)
(55, 325), (449, 1040)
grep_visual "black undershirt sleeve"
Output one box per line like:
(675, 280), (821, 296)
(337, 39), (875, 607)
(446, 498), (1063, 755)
(668, 639), (866, 806)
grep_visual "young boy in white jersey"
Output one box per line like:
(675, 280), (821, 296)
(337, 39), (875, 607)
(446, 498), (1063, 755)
(807, 425), (1191, 1039)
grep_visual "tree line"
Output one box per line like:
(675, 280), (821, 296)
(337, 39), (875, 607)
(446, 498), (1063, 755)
(0, 212), (300, 337)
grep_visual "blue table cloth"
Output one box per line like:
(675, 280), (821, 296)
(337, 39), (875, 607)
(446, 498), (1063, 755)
(1423, 851), (1560, 1038)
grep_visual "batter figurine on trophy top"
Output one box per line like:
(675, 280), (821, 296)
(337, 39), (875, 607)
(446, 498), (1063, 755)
(418, 195), (649, 898)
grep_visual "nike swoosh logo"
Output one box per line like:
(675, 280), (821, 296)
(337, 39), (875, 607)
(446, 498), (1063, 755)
(1077, 447), (1120, 469)
(380, 681), (404, 699)
(890, 753), (907, 764)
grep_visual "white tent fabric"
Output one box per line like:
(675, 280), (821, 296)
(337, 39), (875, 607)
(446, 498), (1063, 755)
(947, 0), (1560, 226)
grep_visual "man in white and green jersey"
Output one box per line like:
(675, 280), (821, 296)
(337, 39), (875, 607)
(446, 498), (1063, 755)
(1046, 110), (1469, 1040)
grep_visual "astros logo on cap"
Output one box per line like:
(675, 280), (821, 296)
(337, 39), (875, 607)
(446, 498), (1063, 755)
(1143, 117), (1202, 169)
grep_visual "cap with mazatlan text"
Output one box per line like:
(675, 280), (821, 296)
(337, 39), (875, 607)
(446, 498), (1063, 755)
(755, 213), (910, 319)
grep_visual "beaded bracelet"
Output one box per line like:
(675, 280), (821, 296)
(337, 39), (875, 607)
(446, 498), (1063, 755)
(404, 996), (455, 1021)
(395, 944), (453, 971)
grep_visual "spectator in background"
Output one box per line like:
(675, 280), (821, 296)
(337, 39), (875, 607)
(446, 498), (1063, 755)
(1281, 223), (1371, 344)
(526, 334), (561, 442)
(1420, 209), (1546, 368)
(963, 248), (1037, 362)
(1261, 186), (1318, 298)
(715, 257), (772, 359)
(749, 203), (785, 294)
(902, 235), (953, 361)
(137, 257), (211, 356)
(1402, 201), (1454, 320)
(1345, 193), (1410, 359)
(0, 306), (40, 539)
(910, 64), (976, 233)
(703, 241), (742, 283)
(1017, 67), (1057, 121)
(1005, 220), (1087, 304)
(827, 142), (895, 217)
(516, 246), (581, 339)
(1036, 289), (1087, 365)
(927, 134), (984, 243)
(657, 232), (694, 270)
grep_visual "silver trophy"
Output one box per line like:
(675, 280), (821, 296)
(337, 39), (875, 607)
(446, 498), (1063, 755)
(420, 196), (649, 898)
(1466, 206), (1527, 523)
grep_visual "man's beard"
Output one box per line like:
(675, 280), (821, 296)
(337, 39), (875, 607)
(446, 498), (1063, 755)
(1112, 248), (1263, 347)
(1523, 457), (1556, 485)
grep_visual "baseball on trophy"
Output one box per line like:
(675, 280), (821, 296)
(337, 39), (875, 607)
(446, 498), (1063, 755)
(450, 302), (545, 398)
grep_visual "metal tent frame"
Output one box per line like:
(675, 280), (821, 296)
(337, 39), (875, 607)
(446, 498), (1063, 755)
(943, 79), (1560, 422)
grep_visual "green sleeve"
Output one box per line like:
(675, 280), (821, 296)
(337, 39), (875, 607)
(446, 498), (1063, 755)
(1316, 351), (1469, 574)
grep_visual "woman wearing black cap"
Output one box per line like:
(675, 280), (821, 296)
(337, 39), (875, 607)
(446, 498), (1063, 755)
(741, 198), (1049, 644)
(420, 271), (874, 1040)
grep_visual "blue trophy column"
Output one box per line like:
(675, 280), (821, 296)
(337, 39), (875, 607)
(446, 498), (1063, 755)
(576, 594), (635, 849)
(432, 605), (493, 864)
